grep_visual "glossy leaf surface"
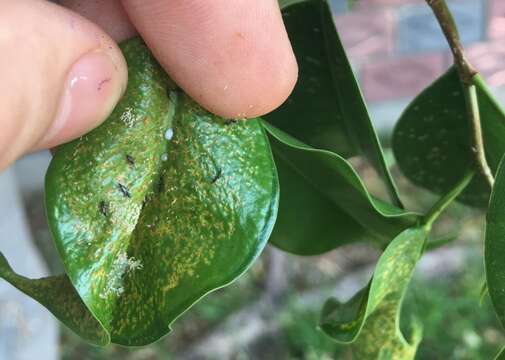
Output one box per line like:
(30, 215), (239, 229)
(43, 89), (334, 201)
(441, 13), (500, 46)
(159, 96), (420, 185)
(44, 38), (279, 345)
(320, 227), (427, 359)
(0, 252), (108, 345)
(393, 67), (505, 207)
(263, 122), (418, 254)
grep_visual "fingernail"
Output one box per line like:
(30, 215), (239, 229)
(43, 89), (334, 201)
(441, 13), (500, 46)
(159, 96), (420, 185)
(41, 50), (126, 147)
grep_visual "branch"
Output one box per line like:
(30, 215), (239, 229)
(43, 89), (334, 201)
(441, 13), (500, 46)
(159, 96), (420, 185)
(426, 0), (475, 83)
(426, 0), (495, 188)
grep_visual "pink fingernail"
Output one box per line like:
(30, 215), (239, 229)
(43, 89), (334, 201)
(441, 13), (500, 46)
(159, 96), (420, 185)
(42, 50), (125, 147)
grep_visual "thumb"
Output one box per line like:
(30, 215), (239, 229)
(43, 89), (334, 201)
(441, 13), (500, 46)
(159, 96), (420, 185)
(0, 0), (127, 170)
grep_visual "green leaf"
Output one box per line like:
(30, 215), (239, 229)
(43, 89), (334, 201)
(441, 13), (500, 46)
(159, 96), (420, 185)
(393, 67), (505, 207)
(424, 232), (458, 251)
(495, 346), (505, 360)
(485, 155), (505, 332)
(481, 282), (489, 306)
(271, 153), (370, 255)
(44, 38), (279, 345)
(320, 227), (427, 359)
(0, 252), (109, 345)
(268, 0), (401, 207)
(263, 122), (418, 255)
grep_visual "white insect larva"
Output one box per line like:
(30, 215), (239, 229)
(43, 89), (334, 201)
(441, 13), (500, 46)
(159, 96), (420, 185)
(165, 128), (174, 141)
(121, 107), (136, 128)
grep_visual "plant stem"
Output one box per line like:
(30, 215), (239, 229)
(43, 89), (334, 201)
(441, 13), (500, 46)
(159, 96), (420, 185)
(423, 170), (474, 228)
(426, 0), (495, 188)
(426, 0), (476, 84)
(465, 84), (495, 188)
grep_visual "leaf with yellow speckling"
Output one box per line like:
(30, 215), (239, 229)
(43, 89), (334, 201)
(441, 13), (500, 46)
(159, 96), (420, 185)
(393, 67), (505, 208)
(0, 252), (109, 345)
(320, 227), (427, 359)
(42, 38), (278, 345)
(262, 121), (419, 255)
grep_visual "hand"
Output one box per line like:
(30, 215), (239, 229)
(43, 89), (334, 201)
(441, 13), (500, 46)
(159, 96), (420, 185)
(0, 0), (298, 169)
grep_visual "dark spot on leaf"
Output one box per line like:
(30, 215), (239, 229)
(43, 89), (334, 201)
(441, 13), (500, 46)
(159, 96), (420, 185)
(157, 176), (165, 193)
(142, 194), (153, 209)
(99, 201), (109, 217)
(118, 183), (131, 198)
(224, 119), (238, 126)
(167, 86), (182, 101)
(126, 154), (135, 166)
(211, 168), (222, 184)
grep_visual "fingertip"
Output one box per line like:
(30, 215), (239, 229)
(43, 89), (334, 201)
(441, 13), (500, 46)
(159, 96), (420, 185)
(195, 34), (299, 119)
(0, 0), (128, 169)
(37, 49), (128, 149)
(122, 0), (298, 119)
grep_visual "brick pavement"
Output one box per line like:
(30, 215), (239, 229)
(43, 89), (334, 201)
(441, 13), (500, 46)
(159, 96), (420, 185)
(332, 0), (502, 103)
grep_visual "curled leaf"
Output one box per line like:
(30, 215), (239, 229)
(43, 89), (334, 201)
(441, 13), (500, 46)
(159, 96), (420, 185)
(320, 227), (427, 359)
(263, 122), (418, 255)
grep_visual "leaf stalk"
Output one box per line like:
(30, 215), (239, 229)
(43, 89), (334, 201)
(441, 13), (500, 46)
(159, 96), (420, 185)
(426, 0), (495, 188)
(423, 170), (474, 228)
(464, 84), (495, 188)
(425, 0), (475, 84)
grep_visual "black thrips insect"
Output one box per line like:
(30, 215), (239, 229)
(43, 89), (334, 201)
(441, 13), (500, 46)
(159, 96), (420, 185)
(118, 183), (131, 198)
(126, 154), (135, 166)
(211, 168), (222, 184)
(157, 176), (165, 193)
(224, 119), (238, 126)
(99, 201), (109, 217)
